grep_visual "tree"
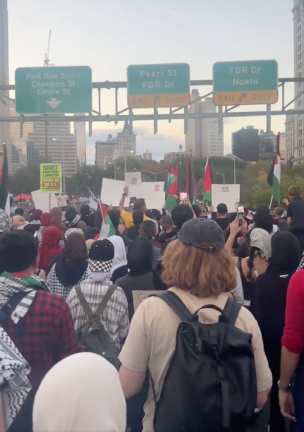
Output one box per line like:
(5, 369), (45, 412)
(9, 166), (40, 196)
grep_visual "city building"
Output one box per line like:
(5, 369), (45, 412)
(95, 122), (136, 168)
(95, 134), (119, 168)
(74, 118), (86, 167)
(290, 0), (304, 162)
(27, 120), (77, 178)
(164, 151), (189, 162)
(0, 0), (11, 171)
(185, 90), (223, 157)
(115, 121), (136, 159)
(9, 100), (33, 153)
(11, 144), (27, 174)
(280, 132), (287, 163)
(27, 141), (43, 166)
(285, 111), (297, 163)
(232, 126), (260, 162)
(259, 130), (276, 160)
(142, 149), (152, 160)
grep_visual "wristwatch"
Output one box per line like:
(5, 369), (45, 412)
(277, 380), (291, 391)
(122, 193), (127, 197)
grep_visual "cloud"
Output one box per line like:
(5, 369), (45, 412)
(86, 126), (183, 164)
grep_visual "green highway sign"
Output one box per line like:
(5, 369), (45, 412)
(127, 63), (190, 108)
(213, 60), (278, 106)
(15, 66), (92, 114)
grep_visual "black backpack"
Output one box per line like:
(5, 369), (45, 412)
(151, 292), (257, 432)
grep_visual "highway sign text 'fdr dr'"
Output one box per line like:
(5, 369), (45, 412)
(213, 60), (278, 106)
(127, 63), (190, 108)
(15, 66), (92, 114)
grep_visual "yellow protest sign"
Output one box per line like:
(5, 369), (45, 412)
(40, 164), (62, 193)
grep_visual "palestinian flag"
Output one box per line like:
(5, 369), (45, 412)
(98, 201), (115, 239)
(0, 144), (9, 210)
(267, 133), (281, 203)
(165, 164), (180, 212)
(186, 155), (197, 205)
(204, 158), (212, 203)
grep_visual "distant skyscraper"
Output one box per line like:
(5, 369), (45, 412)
(185, 90), (223, 157)
(142, 149), (152, 160)
(232, 126), (260, 162)
(288, 0), (304, 162)
(95, 134), (118, 168)
(115, 121), (136, 158)
(285, 112), (296, 162)
(74, 118), (86, 167)
(11, 144), (27, 174)
(9, 100), (33, 153)
(0, 0), (11, 171)
(27, 120), (77, 178)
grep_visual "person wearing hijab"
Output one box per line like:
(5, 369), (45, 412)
(116, 237), (167, 321)
(47, 232), (90, 300)
(109, 236), (128, 283)
(37, 212), (52, 243)
(33, 352), (126, 432)
(251, 231), (300, 432)
(29, 209), (43, 224)
(50, 207), (66, 233)
(39, 227), (63, 274)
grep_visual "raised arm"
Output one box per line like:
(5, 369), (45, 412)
(118, 186), (129, 212)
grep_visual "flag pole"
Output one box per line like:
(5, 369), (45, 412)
(269, 195), (273, 210)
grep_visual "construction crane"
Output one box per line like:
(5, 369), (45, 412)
(44, 30), (54, 67)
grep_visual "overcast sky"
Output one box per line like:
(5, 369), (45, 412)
(8, 0), (294, 162)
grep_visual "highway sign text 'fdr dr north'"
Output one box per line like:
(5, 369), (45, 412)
(15, 66), (92, 114)
(127, 63), (190, 108)
(213, 60), (278, 106)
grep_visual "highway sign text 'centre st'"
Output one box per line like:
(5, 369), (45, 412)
(127, 63), (190, 108)
(15, 66), (92, 114)
(213, 60), (278, 106)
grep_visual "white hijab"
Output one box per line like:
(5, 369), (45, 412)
(33, 352), (126, 432)
(109, 235), (128, 275)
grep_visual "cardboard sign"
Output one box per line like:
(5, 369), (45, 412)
(40, 164), (62, 193)
(132, 290), (166, 311)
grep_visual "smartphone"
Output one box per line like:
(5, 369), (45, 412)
(237, 205), (245, 225)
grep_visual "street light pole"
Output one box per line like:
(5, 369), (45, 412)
(216, 172), (225, 184)
(226, 156), (236, 184)
(142, 169), (168, 181)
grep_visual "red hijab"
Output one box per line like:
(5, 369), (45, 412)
(39, 226), (63, 274)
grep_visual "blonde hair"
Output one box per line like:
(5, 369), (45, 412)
(162, 240), (236, 297)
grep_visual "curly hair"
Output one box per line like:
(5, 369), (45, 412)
(162, 240), (236, 297)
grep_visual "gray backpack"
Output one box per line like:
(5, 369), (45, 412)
(75, 284), (121, 369)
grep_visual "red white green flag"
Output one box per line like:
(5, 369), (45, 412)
(99, 201), (115, 239)
(165, 164), (180, 212)
(204, 158), (212, 203)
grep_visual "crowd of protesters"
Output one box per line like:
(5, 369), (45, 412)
(0, 184), (303, 431)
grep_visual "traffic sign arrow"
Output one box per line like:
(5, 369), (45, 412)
(46, 98), (62, 109)
(239, 93), (247, 102)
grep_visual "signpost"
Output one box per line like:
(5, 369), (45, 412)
(213, 60), (278, 106)
(15, 66), (92, 114)
(40, 164), (62, 194)
(127, 63), (190, 108)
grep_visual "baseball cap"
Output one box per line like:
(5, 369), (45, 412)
(178, 219), (225, 252)
(250, 228), (272, 260)
(88, 239), (114, 272)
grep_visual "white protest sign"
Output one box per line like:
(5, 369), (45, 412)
(101, 178), (130, 207)
(125, 171), (143, 198)
(211, 184), (240, 213)
(31, 190), (58, 213)
(142, 182), (165, 210)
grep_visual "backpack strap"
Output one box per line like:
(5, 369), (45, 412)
(221, 297), (241, 325)
(0, 291), (31, 324)
(75, 285), (94, 320)
(95, 284), (117, 318)
(152, 291), (194, 322)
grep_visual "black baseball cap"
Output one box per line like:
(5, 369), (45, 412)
(178, 219), (225, 253)
(88, 239), (115, 272)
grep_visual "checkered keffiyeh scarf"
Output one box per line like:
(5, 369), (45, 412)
(0, 210), (11, 234)
(298, 256), (304, 271)
(0, 275), (39, 324)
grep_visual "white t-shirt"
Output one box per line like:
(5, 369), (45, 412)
(59, 194), (68, 207)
